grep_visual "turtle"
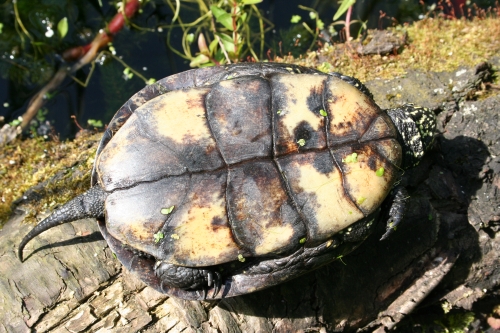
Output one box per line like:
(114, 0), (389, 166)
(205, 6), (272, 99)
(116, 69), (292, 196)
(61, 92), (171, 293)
(18, 63), (435, 300)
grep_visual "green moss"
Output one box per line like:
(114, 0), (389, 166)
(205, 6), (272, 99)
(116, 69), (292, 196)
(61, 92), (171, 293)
(280, 16), (500, 82)
(0, 132), (101, 228)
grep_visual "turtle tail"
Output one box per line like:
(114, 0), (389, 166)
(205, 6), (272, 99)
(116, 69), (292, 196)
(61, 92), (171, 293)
(18, 185), (107, 262)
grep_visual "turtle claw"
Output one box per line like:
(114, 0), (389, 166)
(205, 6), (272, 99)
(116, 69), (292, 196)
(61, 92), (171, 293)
(380, 186), (408, 240)
(154, 261), (222, 298)
(204, 271), (222, 299)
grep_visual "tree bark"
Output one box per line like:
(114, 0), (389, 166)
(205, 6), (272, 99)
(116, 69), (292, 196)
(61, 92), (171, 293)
(1, 59), (499, 333)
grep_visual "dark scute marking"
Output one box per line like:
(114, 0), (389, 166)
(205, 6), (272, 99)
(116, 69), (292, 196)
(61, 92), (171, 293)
(367, 155), (377, 171)
(313, 153), (334, 174)
(294, 121), (313, 142)
(227, 161), (304, 256)
(306, 88), (324, 114)
(211, 216), (226, 229)
(205, 76), (272, 164)
(277, 151), (336, 245)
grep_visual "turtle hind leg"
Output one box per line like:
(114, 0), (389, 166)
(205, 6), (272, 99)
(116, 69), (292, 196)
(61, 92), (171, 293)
(380, 186), (408, 240)
(154, 261), (221, 299)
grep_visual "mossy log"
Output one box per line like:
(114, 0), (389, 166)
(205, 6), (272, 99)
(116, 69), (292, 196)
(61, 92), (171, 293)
(1, 60), (499, 333)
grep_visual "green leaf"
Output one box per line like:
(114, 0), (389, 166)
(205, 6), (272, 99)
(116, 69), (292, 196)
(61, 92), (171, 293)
(210, 6), (234, 31)
(208, 39), (219, 55)
(290, 15), (301, 23)
(0, 23), (3, 34)
(238, 254), (246, 262)
(241, 0), (262, 5)
(297, 138), (306, 146)
(309, 12), (317, 19)
(241, 0), (263, 4)
(189, 54), (210, 67)
(333, 0), (356, 21)
(161, 206), (175, 215)
(217, 33), (235, 53)
(299, 237), (307, 244)
(57, 17), (68, 38)
(319, 109), (327, 117)
(375, 167), (385, 177)
(186, 33), (194, 44)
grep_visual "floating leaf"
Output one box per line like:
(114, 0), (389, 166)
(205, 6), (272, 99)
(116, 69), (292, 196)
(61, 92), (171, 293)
(161, 206), (175, 215)
(57, 17), (68, 38)
(290, 15), (301, 23)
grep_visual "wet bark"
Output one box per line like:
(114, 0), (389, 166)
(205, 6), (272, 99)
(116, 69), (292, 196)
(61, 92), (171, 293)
(1, 59), (499, 333)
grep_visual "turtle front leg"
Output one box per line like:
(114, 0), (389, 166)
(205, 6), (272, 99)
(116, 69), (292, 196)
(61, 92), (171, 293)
(380, 186), (408, 240)
(154, 261), (221, 298)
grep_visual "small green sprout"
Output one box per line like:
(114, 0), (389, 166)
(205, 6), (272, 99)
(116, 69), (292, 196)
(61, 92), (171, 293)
(428, 213), (433, 221)
(319, 109), (327, 117)
(317, 62), (332, 73)
(123, 67), (133, 79)
(343, 152), (358, 163)
(357, 197), (366, 205)
(297, 138), (306, 146)
(171, 233), (180, 240)
(290, 15), (301, 23)
(277, 109), (282, 115)
(376, 167), (385, 177)
(87, 119), (103, 128)
(299, 237), (307, 244)
(161, 206), (175, 215)
(154, 232), (164, 243)
(238, 254), (245, 262)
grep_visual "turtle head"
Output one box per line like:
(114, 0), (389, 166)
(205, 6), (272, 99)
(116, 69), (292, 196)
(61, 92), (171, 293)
(386, 104), (436, 169)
